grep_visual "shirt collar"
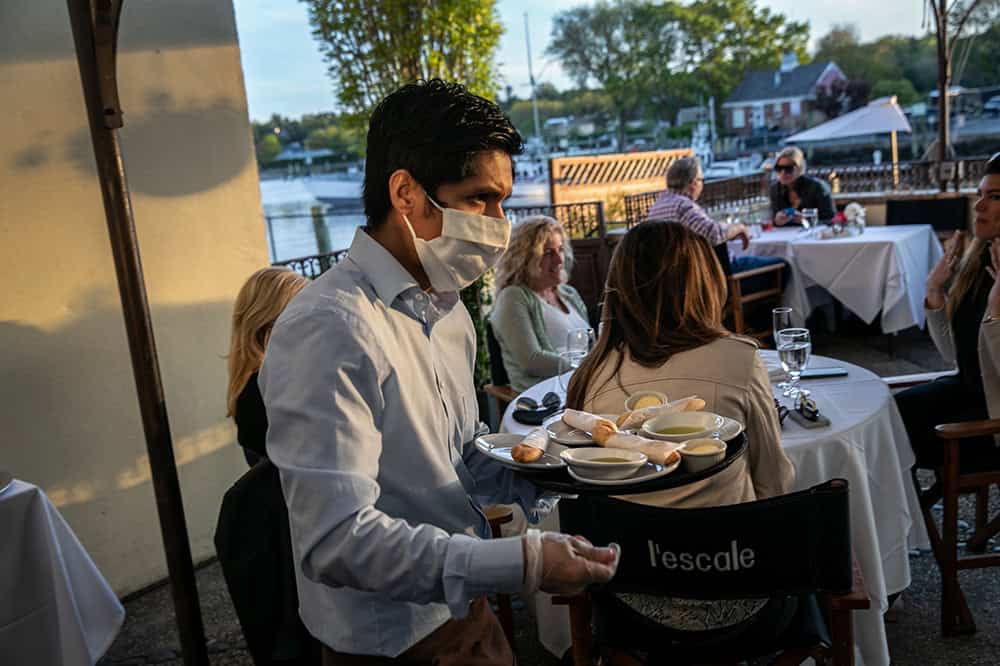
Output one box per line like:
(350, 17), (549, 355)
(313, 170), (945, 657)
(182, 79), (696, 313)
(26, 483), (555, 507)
(346, 228), (420, 306)
(668, 189), (693, 201)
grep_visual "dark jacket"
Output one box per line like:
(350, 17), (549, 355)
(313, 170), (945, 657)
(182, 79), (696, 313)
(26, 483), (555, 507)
(215, 460), (321, 665)
(769, 175), (836, 223)
(235, 372), (267, 467)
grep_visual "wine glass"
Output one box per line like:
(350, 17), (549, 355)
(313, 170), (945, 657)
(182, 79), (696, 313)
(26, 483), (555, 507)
(772, 307), (793, 390)
(558, 328), (595, 394)
(777, 328), (811, 398)
(566, 328), (595, 355)
(801, 208), (818, 230)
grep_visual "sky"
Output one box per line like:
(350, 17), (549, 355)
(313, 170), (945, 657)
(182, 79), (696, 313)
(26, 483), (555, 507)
(232, 0), (929, 122)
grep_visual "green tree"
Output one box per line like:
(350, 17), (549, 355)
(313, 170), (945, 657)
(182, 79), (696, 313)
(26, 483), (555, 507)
(870, 79), (920, 105)
(672, 0), (810, 105)
(306, 124), (365, 159)
(814, 24), (899, 83)
(302, 0), (504, 125)
(547, 0), (681, 150)
(256, 133), (282, 165)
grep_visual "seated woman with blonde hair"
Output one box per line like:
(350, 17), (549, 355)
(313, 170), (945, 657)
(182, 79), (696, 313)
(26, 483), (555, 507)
(226, 266), (307, 466)
(490, 215), (590, 392)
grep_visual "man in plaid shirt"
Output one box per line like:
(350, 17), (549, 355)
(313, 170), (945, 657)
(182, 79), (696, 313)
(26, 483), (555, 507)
(647, 157), (787, 295)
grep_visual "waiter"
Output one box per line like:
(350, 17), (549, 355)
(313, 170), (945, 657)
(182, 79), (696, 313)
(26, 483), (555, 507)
(261, 79), (619, 665)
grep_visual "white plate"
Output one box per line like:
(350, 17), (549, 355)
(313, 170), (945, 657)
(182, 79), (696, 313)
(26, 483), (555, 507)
(566, 456), (681, 486)
(0, 471), (12, 495)
(717, 417), (744, 441)
(544, 413), (618, 446)
(475, 433), (565, 470)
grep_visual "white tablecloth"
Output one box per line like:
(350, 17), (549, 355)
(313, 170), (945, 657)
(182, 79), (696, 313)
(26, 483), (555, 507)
(501, 353), (927, 666)
(731, 225), (943, 334)
(0, 480), (124, 665)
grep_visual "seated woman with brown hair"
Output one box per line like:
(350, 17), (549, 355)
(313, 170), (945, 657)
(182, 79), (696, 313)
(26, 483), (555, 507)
(226, 266), (308, 466)
(567, 220), (793, 509)
(564, 221), (797, 647)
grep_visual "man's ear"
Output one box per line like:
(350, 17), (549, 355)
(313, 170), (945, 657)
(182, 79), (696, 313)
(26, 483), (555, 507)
(388, 169), (419, 218)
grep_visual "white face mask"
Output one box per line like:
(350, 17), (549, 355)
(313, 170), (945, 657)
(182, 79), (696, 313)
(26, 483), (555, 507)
(402, 191), (511, 292)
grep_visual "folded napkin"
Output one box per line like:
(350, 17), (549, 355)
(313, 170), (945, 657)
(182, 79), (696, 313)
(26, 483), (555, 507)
(562, 409), (614, 433)
(595, 431), (684, 466)
(616, 395), (706, 430)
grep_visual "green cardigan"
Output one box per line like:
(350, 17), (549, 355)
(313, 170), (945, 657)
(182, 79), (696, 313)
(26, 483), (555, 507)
(489, 284), (589, 392)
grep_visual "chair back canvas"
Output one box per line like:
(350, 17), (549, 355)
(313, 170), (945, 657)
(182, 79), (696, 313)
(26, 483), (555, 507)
(559, 479), (852, 600)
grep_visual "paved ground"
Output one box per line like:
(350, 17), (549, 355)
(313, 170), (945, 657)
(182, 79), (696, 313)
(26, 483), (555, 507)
(98, 325), (1000, 665)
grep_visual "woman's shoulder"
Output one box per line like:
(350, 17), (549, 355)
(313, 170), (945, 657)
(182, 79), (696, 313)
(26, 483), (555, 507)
(493, 284), (534, 308)
(670, 336), (761, 379)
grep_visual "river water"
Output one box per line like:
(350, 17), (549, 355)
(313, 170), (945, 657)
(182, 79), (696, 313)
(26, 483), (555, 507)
(261, 175), (550, 263)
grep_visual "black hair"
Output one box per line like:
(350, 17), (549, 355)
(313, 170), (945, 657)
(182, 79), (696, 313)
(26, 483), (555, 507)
(987, 152), (1000, 175)
(363, 79), (523, 229)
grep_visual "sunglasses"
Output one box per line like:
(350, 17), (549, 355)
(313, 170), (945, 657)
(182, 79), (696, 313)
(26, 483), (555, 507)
(774, 164), (796, 173)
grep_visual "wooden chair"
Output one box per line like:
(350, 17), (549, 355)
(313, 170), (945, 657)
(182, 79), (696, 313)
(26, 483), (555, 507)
(884, 372), (1000, 635)
(552, 480), (868, 666)
(713, 243), (785, 337)
(484, 322), (518, 423)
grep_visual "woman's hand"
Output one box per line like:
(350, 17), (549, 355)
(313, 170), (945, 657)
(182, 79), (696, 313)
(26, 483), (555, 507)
(986, 241), (1000, 321)
(774, 210), (791, 226)
(926, 231), (962, 310)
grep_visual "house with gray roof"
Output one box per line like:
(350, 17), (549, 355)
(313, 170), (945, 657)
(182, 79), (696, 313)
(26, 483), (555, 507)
(722, 54), (846, 136)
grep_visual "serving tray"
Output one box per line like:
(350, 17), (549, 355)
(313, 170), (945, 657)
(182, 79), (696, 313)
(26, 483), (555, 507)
(514, 432), (747, 495)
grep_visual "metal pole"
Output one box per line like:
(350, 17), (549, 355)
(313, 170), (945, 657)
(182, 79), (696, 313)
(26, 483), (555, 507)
(65, 2), (208, 664)
(890, 130), (900, 190)
(524, 12), (541, 142)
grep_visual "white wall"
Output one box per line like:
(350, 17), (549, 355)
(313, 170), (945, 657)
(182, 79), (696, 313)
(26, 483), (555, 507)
(1, 0), (269, 594)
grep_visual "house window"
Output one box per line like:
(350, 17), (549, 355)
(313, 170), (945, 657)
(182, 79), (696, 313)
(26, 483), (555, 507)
(790, 99), (801, 116)
(732, 108), (745, 129)
(772, 103), (782, 116)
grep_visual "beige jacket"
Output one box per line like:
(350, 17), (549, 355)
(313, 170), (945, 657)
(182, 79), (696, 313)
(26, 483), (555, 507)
(579, 335), (795, 508)
(926, 306), (1000, 420)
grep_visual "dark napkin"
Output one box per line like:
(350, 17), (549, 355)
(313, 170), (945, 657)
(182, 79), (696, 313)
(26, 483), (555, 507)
(512, 404), (562, 426)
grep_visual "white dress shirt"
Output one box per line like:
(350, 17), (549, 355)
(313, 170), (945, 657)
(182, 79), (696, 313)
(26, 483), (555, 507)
(260, 228), (544, 656)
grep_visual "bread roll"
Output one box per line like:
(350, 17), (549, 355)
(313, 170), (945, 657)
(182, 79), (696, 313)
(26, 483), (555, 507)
(511, 427), (548, 463)
(511, 443), (543, 463)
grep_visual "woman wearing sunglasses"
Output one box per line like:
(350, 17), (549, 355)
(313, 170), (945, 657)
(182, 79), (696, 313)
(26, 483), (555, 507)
(769, 146), (836, 226)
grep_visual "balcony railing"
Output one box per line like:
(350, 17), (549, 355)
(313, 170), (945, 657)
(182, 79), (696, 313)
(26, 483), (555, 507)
(273, 249), (349, 279)
(623, 156), (991, 227)
(506, 201), (606, 239)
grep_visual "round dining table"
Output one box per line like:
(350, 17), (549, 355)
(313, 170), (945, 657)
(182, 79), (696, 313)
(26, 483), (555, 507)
(500, 351), (927, 666)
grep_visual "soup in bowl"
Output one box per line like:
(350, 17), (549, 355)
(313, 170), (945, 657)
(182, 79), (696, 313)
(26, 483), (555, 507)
(560, 447), (647, 480)
(679, 437), (727, 472)
(642, 411), (724, 442)
(624, 390), (669, 412)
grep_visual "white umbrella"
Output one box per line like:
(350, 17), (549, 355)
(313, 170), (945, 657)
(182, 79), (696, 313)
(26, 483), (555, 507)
(785, 96), (913, 188)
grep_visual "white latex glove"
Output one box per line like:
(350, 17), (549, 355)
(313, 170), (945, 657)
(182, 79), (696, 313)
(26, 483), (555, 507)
(523, 530), (620, 596)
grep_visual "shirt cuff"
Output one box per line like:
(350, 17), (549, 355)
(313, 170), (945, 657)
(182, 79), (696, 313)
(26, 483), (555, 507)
(442, 534), (524, 618)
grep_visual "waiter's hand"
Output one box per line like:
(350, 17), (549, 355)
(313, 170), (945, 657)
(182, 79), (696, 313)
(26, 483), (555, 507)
(538, 533), (619, 596)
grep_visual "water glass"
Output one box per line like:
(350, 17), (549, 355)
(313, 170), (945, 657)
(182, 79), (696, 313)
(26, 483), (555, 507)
(566, 328), (595, 355)
(772, 307), (794, 389)
(777, 328), (811, 398)
(801, 208), (818, 230)
(558, 349), (588, 393)
(772, 307), (793, 337)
